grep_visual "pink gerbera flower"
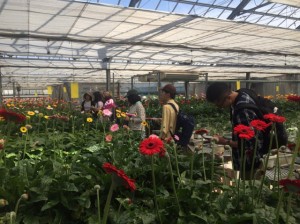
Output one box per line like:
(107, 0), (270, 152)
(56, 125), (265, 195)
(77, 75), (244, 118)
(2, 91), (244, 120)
(102, 109), (112, 117)
(110, 124), (119, 132)
(105, 134), (112, 142)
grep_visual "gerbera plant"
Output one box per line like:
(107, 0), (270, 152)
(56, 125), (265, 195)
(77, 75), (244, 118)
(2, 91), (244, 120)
(102, 162), (136, 224)
(139, 135), (164, 223)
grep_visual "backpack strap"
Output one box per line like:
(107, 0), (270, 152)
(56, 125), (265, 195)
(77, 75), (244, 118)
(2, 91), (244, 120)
(167, 103), (178, 114)
(167, 103), (178, 137)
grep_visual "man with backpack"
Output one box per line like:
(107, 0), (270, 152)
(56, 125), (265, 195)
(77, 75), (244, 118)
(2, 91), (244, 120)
(159, 84), (195, 149)
(159, 84), (179, 141)
(206, 82), (287, 179)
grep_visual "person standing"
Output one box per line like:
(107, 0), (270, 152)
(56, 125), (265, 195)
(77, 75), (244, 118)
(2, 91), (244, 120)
(81, 92), (95, 113)
(206, 82), (267, 179)
(125, 89), (146, 138)
(91, 91), (104, 118)
(159, 84), (179, 140)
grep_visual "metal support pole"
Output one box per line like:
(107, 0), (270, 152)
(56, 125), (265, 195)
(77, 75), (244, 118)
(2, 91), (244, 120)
(112, 72), (115, 98)
(157, 72), (161, 96)
(131, 76), (134, 89)
(106, 69), (111, 91)
(246, 72), (251, 89)
(184, 81), (189, 99)
(117, 82), (120, 98)
(12, 81), (16, 98)
(204, 73), (208, 91)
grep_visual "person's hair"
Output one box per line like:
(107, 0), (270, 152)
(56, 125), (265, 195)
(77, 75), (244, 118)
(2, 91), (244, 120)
(161, 84), (176, 99)
(103, 91), (112, 101)
(206, 82), (231, 103)
(128, 94), (141, 105)
(93, 91), (104, 104)
(83, 92), (92, 100)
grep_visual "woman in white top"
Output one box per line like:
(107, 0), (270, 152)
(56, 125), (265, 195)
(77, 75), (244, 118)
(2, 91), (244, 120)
(125, 89), (146, 138)
(81, 92), (95, 113)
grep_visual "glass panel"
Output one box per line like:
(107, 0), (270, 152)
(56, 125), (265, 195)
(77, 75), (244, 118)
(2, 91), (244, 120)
(173, 3), (193, 14)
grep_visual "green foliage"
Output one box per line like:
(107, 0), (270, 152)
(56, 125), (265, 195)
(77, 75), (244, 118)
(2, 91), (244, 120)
(0, 97), (299, 223)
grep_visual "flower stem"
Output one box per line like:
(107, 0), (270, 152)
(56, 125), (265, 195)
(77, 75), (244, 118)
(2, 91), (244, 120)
(22, 133), (28, 160)
(96, 188), (101, 224)
(285, 192), (292, 224)
(173, 145), (181, 183)
(275, 189), (284, 223)
(241, 140), (246, 196)
(190, 153), (194, 180)
(102, 181), (114, 224)
(151, 156), (162, 224)
(202, 146), (206, 181)
(209, 152), (215, 207)
(251, 135), (259, 187)
(257, 124), (275, 204)
(167, 153), (181, 212)
(251, 136), (258, 206)
(236, 145), (243, 204)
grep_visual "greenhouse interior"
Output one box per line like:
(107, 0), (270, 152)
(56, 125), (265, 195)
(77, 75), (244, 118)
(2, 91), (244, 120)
(0, 0), (300, 223)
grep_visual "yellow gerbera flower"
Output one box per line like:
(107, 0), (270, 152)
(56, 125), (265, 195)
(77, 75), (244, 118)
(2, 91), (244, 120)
(116, 109), (121, 113)
(87, 117), (93, 123)
(121, 112), (126, 117)
(141, 121), (148, 127)
(97, 110), (103, 117)
(20, 126), (28, 133)
(27, 111), (35, 116)
(44, 115), (49, 119)
(116, 113), (121, 118)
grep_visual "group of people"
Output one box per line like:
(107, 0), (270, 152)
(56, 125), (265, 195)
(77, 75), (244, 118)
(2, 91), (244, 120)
(81, 82), (286, 180)
(80, 84), (178, 140)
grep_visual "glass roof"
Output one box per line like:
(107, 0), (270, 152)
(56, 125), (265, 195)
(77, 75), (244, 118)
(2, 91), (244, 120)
(0, 0), (299, 89)
(95, 0), (300, 30)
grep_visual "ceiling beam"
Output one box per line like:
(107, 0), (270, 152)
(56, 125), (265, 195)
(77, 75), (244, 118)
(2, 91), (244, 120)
(129, 0), (140, 7)
(227, 0), (251, 20)
(0, 33), (299, 57)
(242, 2), (272, 14)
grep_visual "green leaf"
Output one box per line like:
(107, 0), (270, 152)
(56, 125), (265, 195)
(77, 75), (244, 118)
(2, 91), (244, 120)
(63, 182), (78, 192)
(190, 212), (208, 223)
(41, 200), (59, 211)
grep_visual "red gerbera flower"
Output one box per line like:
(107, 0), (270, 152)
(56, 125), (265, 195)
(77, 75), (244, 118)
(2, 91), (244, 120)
(250, 119), (271, 131)
(0, 109), (26, 123)
(102, 163), (136, 191)
(287, 95), (300, 102)
(194, 128), (209, 135)
(139, 136), (164, 156)
(263, 113), (286, 123)
(233, 124), (255, 140)
(103, 162), (119, 174)
(279, 179), (300, 194)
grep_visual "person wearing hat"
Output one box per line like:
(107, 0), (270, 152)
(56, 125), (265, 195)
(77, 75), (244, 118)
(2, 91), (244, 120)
(159, 84), (179, 140)
(81, 92), (95, 113)
(125, 89), (146, 138)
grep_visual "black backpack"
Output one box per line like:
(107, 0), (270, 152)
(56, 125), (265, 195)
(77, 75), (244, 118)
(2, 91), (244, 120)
(168, 103), (195, 147)
(235, 88), (288, 151)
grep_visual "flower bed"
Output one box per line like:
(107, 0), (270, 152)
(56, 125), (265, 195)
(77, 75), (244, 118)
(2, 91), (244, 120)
(0, 96), (299, 223)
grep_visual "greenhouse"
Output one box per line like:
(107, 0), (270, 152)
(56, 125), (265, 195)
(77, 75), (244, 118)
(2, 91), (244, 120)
(0, 0), (300, 223)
